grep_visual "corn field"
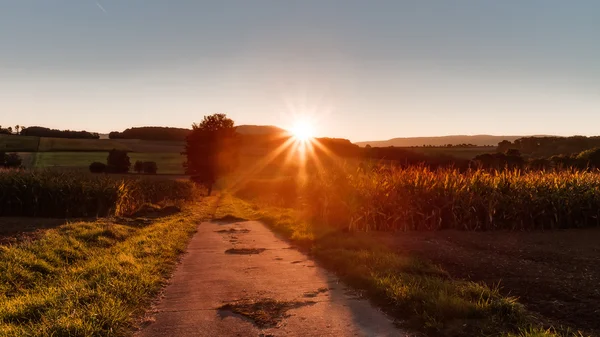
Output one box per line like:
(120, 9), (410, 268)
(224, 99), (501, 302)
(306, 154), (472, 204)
(0, 169), (199, 217)
(247, 165), (600, 231)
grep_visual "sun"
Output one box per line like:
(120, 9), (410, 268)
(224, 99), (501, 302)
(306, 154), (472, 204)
(290, 120), (315, 141)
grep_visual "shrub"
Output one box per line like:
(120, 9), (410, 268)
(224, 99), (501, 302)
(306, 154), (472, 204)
(142, 161), (158, 174)
(107, 149), (130, 173)
(0, 152), (22, 168)
(577, 147), (600, 168)
(134, 160), (143, 173)
(89, 162), (107, 173)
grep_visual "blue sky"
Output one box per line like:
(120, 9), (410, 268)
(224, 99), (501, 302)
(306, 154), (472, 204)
(1, 1), (599, 141)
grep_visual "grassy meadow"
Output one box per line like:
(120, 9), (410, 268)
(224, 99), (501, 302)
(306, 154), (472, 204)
(0, 197), (219, 336)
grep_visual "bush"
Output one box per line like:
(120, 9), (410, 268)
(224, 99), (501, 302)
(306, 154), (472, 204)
(107, 149), (130, 173)
(89, 162), (107, 173)
(577, 147), (600, 168)
(134, 160), (143, 173)
(0, 152), (22, 168)
(142, 161), (158, 174)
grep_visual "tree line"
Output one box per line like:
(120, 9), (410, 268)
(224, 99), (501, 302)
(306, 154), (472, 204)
(497, 136), (600, 157)
(0, 125), (24, 135)
(109, 127), (190, 141)
(17, 126), (99, 139)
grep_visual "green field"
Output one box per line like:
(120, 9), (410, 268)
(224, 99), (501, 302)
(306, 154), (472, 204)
(2, 135), (188, 174)
(38, 137), (132, 152)
(28, 152), (185, 174)
(1, 135), (185, 153)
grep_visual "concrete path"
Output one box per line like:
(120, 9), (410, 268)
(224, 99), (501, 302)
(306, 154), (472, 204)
(138, 220), (407, 337)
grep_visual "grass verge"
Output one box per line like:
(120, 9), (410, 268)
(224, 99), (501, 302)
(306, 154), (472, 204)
(0, 197), (218, 336)
(217, 194), (580, 337)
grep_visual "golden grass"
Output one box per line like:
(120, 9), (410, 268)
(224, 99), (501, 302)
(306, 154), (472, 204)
(0, 197), (218, 336)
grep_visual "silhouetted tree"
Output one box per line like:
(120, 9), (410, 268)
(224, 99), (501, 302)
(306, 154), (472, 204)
(497, 140), (513, 153)
(89, 162), (107, 173)
(134, 160), (144, 174)
(106, 149), (131, 173)
(0, 152), (22, 168)
(142, 161), (158, 174)
(577, 148), (600, 168)
(4, 153), (21, 167)
(184, 113), (238, 195)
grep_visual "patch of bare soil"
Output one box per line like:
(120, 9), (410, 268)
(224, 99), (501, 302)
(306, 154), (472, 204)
(218, 298), (316, 328)
(225, 248), (266, 255)
(374, 229), (600, 335)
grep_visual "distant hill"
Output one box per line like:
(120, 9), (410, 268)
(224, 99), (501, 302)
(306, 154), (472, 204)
(235, 125), (287, 135)
(355, 135), (551, 147)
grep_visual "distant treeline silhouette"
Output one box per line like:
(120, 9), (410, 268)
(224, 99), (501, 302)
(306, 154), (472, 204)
(314, 138), (600, 171)
(109, 127), (191, 141)
(19, 126), (99, 139)
(497, 136), (600, 157)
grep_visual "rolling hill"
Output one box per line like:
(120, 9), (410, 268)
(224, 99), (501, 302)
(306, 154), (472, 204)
(354, 135), (549, 147)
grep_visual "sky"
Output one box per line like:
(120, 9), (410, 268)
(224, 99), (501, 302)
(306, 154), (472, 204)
(1, 1), (599, 142)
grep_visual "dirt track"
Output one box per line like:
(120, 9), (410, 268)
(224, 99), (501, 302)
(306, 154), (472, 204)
(137, 219), (407, 337)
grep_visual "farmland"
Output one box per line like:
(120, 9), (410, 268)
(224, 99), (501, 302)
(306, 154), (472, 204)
(0, 134), (185, 153)
(32, 152), (186, 174)
(0, 170), (198, 217)
(232, 165), (600, 336)
(0, 135), (39, 152)
(0, 167), (209, 336)
(406, 146), (495, 159)
(2, 132), (600, 336)
(1, 135), (187, 174)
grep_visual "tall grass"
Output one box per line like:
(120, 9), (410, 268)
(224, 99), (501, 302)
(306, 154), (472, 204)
(0, 169), (199, 218)
(0, 200), (217, 336)
(238, 165), (600, 231)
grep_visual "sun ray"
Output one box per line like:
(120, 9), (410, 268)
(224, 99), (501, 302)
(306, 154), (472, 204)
(225, 136), (296, 193)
